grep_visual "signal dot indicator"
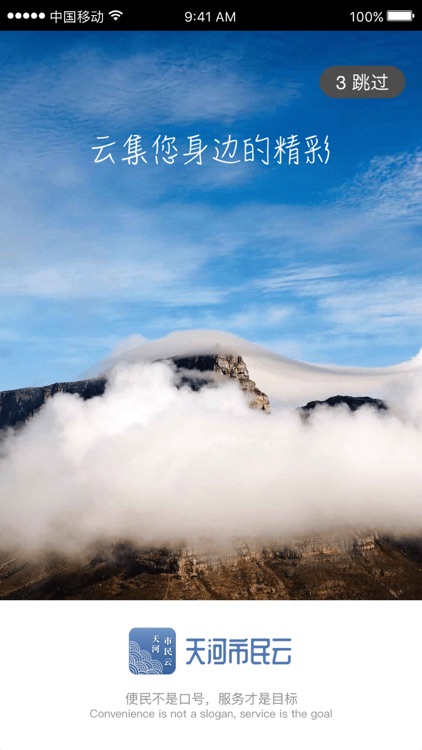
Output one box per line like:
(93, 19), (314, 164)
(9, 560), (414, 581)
(7, 10), (50, 20)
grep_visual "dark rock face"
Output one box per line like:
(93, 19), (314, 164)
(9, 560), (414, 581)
(0, 378), (107, 431)
(300, 394), (387, 416)
(1, 533), (421, 600)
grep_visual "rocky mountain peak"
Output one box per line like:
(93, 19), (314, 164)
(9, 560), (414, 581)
(170, 353), (270, 412)
(0, 353), (270, 431)
(301, 394), (387, 415)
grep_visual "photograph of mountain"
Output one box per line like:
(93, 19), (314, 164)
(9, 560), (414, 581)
(0, 30), (421, 600)
(1, 330), (422, 599)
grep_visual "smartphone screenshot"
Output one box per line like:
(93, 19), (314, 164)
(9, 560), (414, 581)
(0, 7), (420, 750)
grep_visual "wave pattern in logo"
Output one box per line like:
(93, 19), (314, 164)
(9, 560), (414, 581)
(129, 640), (164, 674)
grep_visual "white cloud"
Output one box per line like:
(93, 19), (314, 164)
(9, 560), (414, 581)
(341, 151), (422, 219)
(2, 338), (422, 555)
(1, 47), (300, 142)
(0, 261), (225, 305)
(256, 264), (422, 336)
(256, 264), (343, 293)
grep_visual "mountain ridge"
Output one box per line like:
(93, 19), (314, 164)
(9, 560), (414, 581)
(0, 347), (420, 600)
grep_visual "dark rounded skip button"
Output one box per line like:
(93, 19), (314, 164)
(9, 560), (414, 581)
(321, 66), (405, 98)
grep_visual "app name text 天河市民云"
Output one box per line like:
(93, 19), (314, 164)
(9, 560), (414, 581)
(186, 637), (292, 665)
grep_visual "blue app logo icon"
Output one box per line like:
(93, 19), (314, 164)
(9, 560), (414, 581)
(129, 628), (176, 674)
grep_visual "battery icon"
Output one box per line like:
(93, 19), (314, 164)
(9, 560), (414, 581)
(386, 10), (415, 21)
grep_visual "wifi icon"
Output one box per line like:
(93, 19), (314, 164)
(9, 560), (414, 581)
(109, 9), (123, 21)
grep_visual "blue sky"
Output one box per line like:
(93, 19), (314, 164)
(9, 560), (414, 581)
(0, 30), (421, 389)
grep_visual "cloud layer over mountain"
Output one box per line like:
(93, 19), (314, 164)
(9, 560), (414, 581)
(1, 331), (422, 555)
